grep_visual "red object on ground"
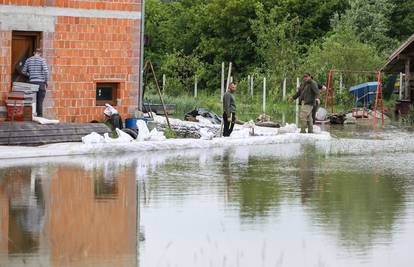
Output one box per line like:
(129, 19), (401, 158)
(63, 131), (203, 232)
(23, 106), (33, 121)
(7, 103), (24, 121)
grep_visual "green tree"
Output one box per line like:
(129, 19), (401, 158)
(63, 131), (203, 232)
(304, 24), (382, 81)
(388, 0), (414, 41)
(251, 3), (302, 96)
(331, 0), (398, 54)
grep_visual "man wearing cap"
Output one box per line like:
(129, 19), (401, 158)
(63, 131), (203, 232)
(298, 73), (320, 133)
(22, 48), (49, 117)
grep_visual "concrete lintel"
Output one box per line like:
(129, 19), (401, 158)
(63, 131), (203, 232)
(0, 5), (141, 30)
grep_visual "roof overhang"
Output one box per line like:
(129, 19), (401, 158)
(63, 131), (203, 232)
(381, 33), (414, 73)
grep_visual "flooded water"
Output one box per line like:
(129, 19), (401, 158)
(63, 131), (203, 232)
(1, 127), (414, 266)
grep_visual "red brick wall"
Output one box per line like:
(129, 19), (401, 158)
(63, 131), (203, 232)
(0, 1), (142, 122)
(45, 17), (140, 122)
(0, 32), (12, 109)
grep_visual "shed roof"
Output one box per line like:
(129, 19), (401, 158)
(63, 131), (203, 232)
(381, 33), (414, 73)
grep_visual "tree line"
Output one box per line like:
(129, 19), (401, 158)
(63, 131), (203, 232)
(145, 0), (414, 97)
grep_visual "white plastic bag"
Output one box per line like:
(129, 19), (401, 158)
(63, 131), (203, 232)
(33, 116), (59, 125)
(200, 128), (214, 140)
(137, 120), (150, 141)
(149, 128), (167, 141)
(278, 123), (298, 134)
(316, 107), (327, 121)
(104, 128), (134, 143)
(82, 132), (104, 144)
(229, 129), (250, 138)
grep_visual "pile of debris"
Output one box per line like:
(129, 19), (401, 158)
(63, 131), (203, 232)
(184, 108), (222, 125)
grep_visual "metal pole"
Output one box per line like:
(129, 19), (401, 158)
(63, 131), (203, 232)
(400, 72), (404, 100)
(263, 77), (266, 114)
(226, 62), (232, 91)
(194, 75), (198, 98)
(162, 74), (166, 95)
(282, 78), (287, 101)
(405, 59), (411, 100)
(247, 75), (251, 95)
(149, 61), (172, 130)
(221, 62), (225, 102)
(138, 0), (146, 111)
(250, 75), (254, 97)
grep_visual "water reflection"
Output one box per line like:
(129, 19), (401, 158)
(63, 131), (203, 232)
(309, 158), (406, 250)
(0, 139), (413, 266)
(0, 163), (137, 267)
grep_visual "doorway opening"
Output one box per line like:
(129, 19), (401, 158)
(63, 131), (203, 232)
(11, 31), (41, 83)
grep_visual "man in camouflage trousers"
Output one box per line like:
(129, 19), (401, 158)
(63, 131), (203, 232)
(298, 73), (320, 133)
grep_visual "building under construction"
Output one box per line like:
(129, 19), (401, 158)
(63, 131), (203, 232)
(0, 0), (143, 122)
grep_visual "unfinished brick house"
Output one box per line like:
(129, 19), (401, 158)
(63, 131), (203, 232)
(0, 0), (143, 122)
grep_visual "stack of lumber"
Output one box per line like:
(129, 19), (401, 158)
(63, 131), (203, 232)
(0, 122), (111, 146)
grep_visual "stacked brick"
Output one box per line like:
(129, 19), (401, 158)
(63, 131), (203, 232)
(0, 0), (142, 122)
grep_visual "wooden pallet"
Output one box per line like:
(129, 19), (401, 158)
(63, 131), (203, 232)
(0, 122), (110, 146)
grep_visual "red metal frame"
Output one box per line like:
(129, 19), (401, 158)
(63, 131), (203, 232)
(373, 71), (385, 127)
(324, 69), (385, 127)
(324, 70), (334, 113)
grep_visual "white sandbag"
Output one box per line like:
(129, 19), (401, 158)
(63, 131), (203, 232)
(316, 107), (327, 121)
(243, 120), (256, 129)
(313, 125), (322, 134)
(229, 128), (250, 139)
(149, 128), (166, 141)
(200, 128), (214, 140)
(278, 123), (298, 134)
(82, 132), (105, 144)
(196, 116), (213, 125)
(104, 128), (134, 143)
(137, 120), (150, 141)
(33, 116), (59, 125)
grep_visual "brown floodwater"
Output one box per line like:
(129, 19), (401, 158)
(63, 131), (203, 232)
(0, 127), (414, 267)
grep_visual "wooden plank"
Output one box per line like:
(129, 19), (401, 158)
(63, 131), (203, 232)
(0, 123), (109, 133)
(0, 122), (111, 146)
(0, 135), (88, 146)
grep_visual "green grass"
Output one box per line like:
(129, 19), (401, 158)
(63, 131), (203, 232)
(144, 92), (367, 122)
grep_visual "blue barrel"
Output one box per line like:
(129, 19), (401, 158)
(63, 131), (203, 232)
(125, 118), (148, 129)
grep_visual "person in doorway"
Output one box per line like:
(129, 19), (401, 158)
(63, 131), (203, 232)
(298, 73), (320, 133)
(22, 48), (49, 117)
(222, 82), (237, 137)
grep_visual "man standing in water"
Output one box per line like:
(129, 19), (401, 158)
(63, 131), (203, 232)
(298, 73), (320, 133)
(22, 48), (49, 117)
(222, 82), (237, 137)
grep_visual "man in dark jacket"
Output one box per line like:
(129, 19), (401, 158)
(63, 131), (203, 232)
(222, 82), (237, 137)
(290, 79), (325, 124)
(298, 73), (320, 133)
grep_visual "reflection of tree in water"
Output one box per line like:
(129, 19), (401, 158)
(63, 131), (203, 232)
(232, 158), (282, 220)
(309, 169), (405, 249)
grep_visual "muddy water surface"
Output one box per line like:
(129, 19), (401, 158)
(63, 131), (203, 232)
(0, 128), (414, 267)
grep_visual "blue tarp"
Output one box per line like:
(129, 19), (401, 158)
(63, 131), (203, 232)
(349, 82), (378, 106)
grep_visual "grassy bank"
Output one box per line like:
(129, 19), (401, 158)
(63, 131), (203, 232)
(144, 81), (402, 122)
(144, 92), (356, 122)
